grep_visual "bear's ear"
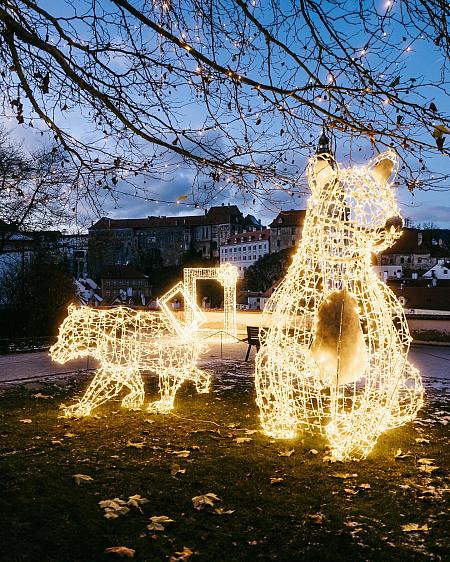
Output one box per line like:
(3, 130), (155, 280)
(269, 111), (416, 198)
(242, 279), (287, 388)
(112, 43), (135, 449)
(368, 150), (399, 186)
(307, 153), (338, 193)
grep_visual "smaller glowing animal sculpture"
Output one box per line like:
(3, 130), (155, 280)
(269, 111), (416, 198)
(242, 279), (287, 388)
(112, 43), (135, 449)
(255, 150), (423, 460)
(50, 285), (209, 417)
(184, 263), (239, 339)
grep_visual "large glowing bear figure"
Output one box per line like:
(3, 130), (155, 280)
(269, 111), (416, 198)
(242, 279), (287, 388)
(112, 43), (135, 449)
(255, 151), (423, 460)
(50, 297), (209, 417)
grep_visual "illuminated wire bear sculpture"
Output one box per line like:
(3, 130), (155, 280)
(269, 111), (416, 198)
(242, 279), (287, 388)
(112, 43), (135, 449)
(50, 296), (209, 417)
(255, 151), (423, 460)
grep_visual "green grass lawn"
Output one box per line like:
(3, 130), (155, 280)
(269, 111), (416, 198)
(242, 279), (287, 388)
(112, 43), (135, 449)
(0, 360), (448, 562)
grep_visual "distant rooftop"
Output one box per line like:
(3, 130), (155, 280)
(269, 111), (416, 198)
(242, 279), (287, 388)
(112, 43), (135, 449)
(269, 210), (307, 228)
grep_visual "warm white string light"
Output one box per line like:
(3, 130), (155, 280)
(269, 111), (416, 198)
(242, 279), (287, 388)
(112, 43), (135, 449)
(50, 294), (210, 417)
(183, 263), (239, 339)
(255, 150), (423, 461)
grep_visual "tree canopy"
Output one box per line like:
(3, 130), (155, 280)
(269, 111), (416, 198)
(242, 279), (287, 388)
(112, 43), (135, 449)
(0, 0), (449, 213)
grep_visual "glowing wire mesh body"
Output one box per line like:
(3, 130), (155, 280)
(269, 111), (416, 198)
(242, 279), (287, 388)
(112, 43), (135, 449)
(255, 151), (423, 460)
(184, 264), (239, 339)
(50, 299), (209, 417)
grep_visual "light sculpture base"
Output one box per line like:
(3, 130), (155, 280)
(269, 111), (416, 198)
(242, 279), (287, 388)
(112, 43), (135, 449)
(255, 151), (423, 461)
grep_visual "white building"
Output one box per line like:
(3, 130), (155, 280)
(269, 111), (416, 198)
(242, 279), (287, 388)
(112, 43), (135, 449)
(373, 265), (403, 283)
(422, 260), (450, 280)
(220, 229), (270, 277)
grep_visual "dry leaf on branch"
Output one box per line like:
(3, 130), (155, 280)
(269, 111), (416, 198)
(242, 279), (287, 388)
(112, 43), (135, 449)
(146, 515), (175, 531)
(278, 449), (294, 457)
(104, 546), (135, 557)
(401, 523), (429, 532)
(73, 474), (93, 485)
(234, 437), (252, 444)
(192, 493), (220, 510)
(169, 546), (194, 561)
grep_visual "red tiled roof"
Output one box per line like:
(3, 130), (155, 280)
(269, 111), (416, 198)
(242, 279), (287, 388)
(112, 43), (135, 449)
(89, 206), (245, 231)
(269, 209), (307, 228)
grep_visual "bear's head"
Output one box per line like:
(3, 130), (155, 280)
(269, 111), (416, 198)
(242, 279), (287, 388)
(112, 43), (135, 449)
(307, 150), (403, 255)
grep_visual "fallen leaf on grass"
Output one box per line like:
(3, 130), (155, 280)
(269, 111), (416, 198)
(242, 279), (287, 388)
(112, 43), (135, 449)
(418, 465), (439, 473)
(234, 437), (252, 444)
(244, 429), (258, 435)
(127, 441), (145, 449)
(307, 513), (325, 524)
(146, 515), (174, 531)
(127, 494), (149, 508)
(331, 472), (358, 479)
(270, 477), (284, 485)
(322, 455), (337, 463)
(173, 450), (190, 458)
(99, 498), (130, 519)
(64, 432), (77, 438)
(192, 493), (220, 510)
(415, 438), (430, 444)
(171, 464), (186, 477)
(144, 419), (155, 424)
(401, 523), (429, 532)
(32, 393), (52, 399)
(19, 419), (32, 424)
(169, 546), (193, 561)
(51, 440), (63, 446)
(278, 449), (294, 457)
(359, 483), (371, 490)
(308, 449), (318, 455)
(104, 546), (135, 557)
(394, 449), (413, 459)
(418, 458), (435, 465)
(344, 488), (358, 495)
(214, 507), (235, 515)
(73, 474), (93, 485)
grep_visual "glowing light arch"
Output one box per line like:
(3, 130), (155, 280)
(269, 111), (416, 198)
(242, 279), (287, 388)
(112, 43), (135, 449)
(183, 263), (239, 339)
(255, 151), (423, 461)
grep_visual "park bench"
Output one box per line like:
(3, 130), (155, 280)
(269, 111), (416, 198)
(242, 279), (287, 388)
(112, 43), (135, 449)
(244, 326), (262, 361)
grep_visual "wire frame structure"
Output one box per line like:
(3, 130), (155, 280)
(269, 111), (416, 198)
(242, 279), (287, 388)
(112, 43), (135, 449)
(255, 151), (423, 461)
(183, 263), (239, 339)
(50, 289), (210, 417)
